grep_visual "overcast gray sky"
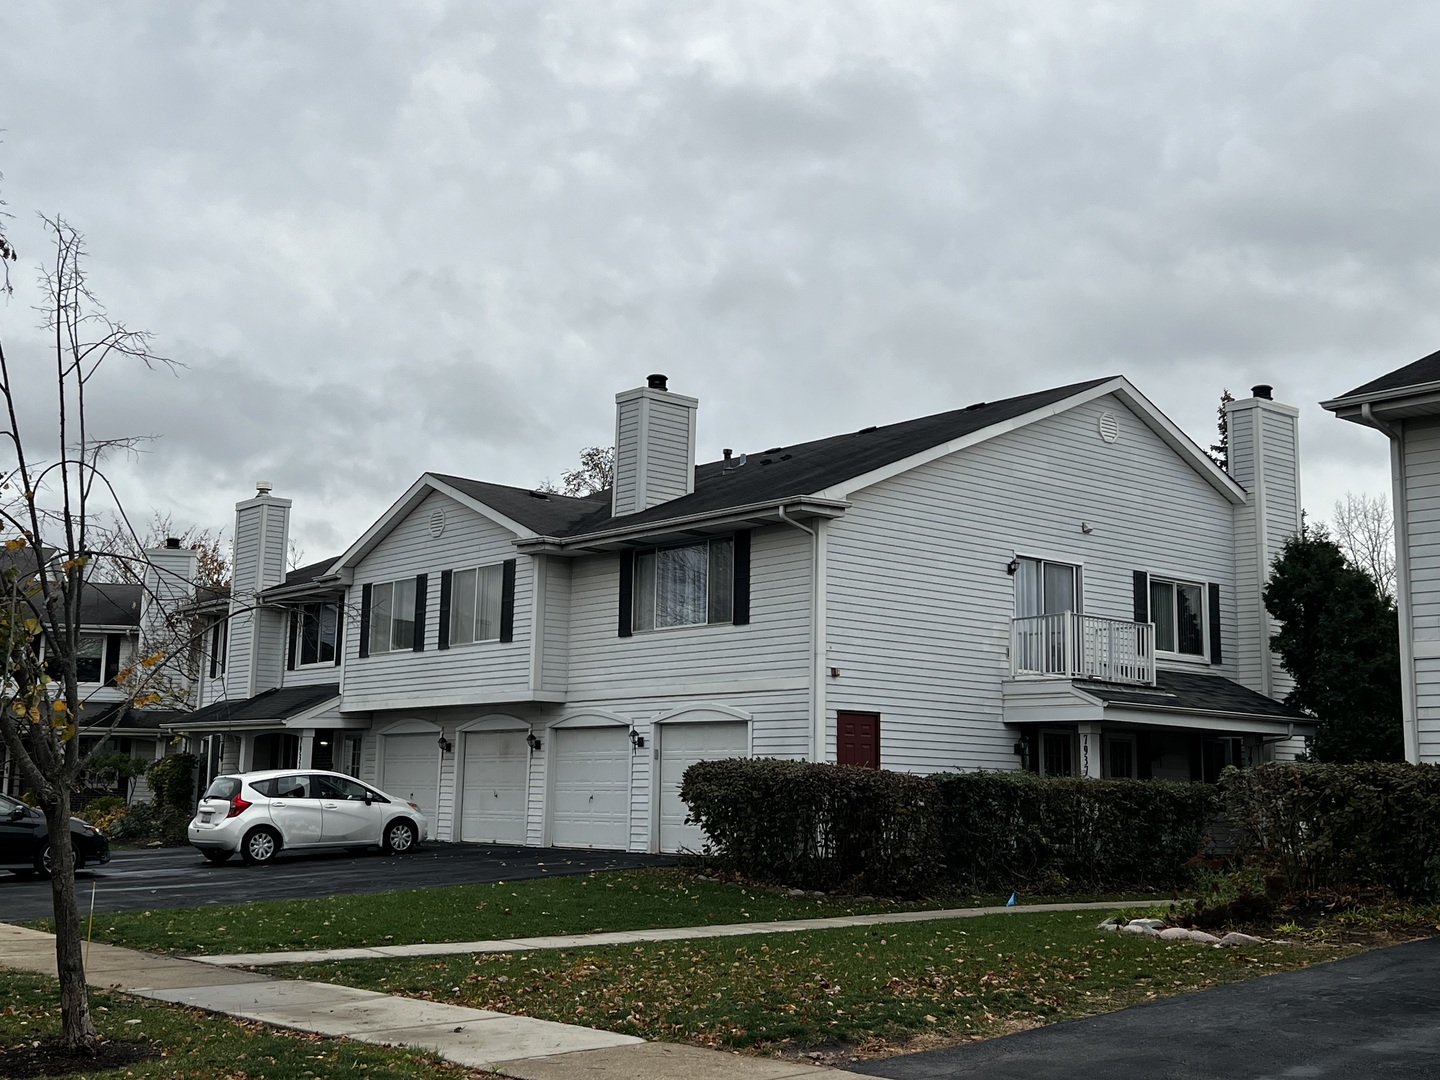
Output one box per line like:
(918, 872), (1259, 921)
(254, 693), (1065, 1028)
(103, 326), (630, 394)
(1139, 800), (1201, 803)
(2, 1), (1434, 559)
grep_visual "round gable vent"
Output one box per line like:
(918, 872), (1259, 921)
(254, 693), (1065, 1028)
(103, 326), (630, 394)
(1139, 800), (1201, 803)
(428, 507), (447, 538)
(1097, 412), (1120, 444)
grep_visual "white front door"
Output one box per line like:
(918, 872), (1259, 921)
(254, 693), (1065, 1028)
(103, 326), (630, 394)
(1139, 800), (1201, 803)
(658, 722), (748, 853)
(379, 733), (440, 824)
(549, 726), (630, 850)
(460, 730), (528, 844)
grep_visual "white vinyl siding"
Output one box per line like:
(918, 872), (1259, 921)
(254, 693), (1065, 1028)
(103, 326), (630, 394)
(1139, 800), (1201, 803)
(1402, 418), (1440, 762)
(826, 392), (1240, 773)
(343, 492), (533, 711)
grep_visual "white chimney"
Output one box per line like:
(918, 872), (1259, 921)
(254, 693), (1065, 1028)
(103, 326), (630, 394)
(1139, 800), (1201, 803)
(1226, 385), (1302, 700)
(611, 374), (698, 517)
(139, 537), (201, 696)
(225, 482), (291, 697)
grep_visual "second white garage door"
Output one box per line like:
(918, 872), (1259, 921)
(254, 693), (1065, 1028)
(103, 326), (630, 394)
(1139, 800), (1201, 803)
(658, 721), (748, 853)
(549, 726), (630, 850)
(379, 733), (440, 826)
(459, 730), (529, 844)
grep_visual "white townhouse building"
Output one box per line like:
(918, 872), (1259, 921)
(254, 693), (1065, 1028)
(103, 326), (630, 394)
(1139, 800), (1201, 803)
(172, 374), (1311, 853)
(1324, 350), (1440, 764)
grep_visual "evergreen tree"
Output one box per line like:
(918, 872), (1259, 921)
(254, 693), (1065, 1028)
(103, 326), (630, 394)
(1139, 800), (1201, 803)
(1264, 525), (1404, 762)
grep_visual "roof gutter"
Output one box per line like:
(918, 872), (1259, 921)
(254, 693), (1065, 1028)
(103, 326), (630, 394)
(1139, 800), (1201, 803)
(515, 497), (849, 553)
(1322, 378), (1440, 412)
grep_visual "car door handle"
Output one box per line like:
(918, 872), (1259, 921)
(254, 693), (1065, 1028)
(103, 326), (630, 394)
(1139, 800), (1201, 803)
(322, 802), (339, 809)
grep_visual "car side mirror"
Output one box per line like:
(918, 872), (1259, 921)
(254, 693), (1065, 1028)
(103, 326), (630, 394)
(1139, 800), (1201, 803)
(363, 791), (373, 806)
(9, 806), (25, 821)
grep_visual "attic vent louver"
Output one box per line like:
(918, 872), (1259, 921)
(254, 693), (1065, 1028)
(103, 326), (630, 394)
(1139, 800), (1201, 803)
(1098, 413), (1120, 444)
(428, 507), (447, 538)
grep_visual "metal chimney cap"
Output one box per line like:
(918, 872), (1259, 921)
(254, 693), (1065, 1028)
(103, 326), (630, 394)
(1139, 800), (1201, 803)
(646, 373), (668, 391)
(255, 480), (274, 496)
(164, 537), (182, 549)
(1251, 384), (1274, 400)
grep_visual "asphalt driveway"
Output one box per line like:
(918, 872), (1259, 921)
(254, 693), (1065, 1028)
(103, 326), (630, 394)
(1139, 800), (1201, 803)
(0, 842), (674, 921)
(851, 935), (1440, 1080)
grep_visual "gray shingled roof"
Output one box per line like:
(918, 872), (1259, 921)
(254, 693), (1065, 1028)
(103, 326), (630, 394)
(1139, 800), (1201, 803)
(439, 377), (1115, 539)
(1337, 348), (1440, 400)
(282, 558), (343, 587)
(79, 583), (142, 627)
(178, 683), (339, 727)
(1080, 669), (1309, 721)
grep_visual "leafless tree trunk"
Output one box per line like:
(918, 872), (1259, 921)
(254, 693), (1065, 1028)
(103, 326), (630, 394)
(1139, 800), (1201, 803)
(0, 217), (196, 1052)
(1330, 492), (1395, 599)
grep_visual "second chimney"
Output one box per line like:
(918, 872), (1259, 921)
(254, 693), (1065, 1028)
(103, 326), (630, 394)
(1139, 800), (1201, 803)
(612, 374), (698, 516)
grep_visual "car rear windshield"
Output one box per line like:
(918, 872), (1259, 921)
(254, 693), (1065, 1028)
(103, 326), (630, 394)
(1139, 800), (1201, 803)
(203, 777), (241, 800)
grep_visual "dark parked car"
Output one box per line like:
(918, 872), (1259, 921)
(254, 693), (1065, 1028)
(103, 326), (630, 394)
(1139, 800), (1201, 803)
(0, 792), (110, 877)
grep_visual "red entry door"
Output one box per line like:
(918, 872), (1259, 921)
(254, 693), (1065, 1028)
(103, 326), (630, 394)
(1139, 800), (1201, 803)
(836, 711), (880, 768)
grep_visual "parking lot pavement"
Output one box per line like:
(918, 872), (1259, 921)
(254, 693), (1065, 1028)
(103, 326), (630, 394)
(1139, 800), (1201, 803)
(848, 936), (1440, 1080)
(0, 842), (675, 921)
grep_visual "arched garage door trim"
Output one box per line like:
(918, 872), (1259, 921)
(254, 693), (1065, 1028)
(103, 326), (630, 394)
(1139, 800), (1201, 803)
(545, 711), (633, 849)
(374, 718), (442, 830)
(649, 704), (752, 854)
(454, 713), (531, 845)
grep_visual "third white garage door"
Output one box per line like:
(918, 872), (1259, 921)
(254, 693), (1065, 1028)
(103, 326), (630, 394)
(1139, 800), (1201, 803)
(379, 733), (440, 827)
(658, 721), (748, 853)
(549, 726), (630, 850)
(459, 730), (529, 844)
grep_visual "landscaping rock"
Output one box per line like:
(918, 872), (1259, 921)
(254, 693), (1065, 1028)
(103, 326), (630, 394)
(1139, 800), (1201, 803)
(1097, 919), (1122, 931)
(1189, 930), (1222, 945)
(787, 888), (807, 898)
(1158, 927), (1193, 940)
(1219, 932), (1267, 947)
(1128, 918), (1166, 930)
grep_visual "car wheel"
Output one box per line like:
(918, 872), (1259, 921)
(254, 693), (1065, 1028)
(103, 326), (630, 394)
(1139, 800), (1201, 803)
(34, 843), (52, 879)
(240, 827), (281, 865)
(202, 850), (233, 865)
(383, 819), (417, 854)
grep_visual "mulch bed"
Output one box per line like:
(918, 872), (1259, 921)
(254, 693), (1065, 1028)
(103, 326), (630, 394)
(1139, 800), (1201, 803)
(0, 1036), (159, 1078)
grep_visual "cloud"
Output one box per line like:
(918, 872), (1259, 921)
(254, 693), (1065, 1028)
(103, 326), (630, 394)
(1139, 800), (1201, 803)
(2, 0), (1434, 552)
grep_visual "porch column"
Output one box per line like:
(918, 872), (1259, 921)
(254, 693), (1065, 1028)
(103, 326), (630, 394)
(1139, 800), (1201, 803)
(237, 735), (254, 773)
(1078, 723), (1103, 779)
(298, 731), (315, 770)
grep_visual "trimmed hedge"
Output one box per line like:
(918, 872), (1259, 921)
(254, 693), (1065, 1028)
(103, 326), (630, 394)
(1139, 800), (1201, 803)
(1220, 762), (1440, 900)
(681, 759), (1218, 896)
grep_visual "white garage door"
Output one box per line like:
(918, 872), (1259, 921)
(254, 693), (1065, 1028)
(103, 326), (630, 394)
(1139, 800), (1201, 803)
(659, 721), (748, 853)
(460, 730), (529, 844)
(379, 734), (440, 826)
(550, 726), (630, 850)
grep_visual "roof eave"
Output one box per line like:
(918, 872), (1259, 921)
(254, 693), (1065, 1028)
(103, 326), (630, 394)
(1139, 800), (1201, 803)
(516, 497), (849, 553)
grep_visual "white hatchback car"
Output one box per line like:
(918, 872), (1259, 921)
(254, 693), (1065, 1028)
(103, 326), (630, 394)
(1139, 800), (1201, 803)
(188, 769), (429, 865)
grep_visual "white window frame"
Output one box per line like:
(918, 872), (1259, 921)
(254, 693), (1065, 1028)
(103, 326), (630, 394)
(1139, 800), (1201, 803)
(1102, 733), (1138, 779)
(1038, 729), (1077, 777)
(1013, 554), (1084, 618)
(74, 633), (107, 685)
(369, 578), (417, 654)
(449, 564), (504, 647)
(632, 536), (734, 634)
(295, 602), (340, 667)
(1148, 576), (1208, 662)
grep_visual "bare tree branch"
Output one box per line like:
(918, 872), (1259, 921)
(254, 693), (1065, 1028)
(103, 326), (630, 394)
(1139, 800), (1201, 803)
(1329, 491), (1395, 599)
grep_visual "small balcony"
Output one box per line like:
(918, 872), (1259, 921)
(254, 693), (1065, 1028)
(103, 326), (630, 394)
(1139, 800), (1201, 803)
(1010, 612), (1155, 687)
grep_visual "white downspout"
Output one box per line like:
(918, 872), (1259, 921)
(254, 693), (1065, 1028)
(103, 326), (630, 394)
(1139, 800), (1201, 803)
(1364, 403), (1419, 764)
(778, 506), (826, 763)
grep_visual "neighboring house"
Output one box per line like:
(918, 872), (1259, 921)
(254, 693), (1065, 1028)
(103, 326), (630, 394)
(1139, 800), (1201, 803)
(1323, 350), (1440, 764)
(0, 539), (204, 800)
(169, 374), (1311, 854)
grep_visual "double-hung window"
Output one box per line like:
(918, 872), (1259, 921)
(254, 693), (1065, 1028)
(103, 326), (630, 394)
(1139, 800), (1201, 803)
(75, 634), (106, 684)
(633, 537), (733, 632)
(369, 578), (417, 653)
(294, 602), (339, 665)
(449, 564), (504, 645)
(1149, 578), (1205, 657)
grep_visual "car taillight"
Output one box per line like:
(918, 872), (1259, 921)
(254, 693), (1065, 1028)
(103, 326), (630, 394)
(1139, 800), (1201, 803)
(227, 795), (252, 818)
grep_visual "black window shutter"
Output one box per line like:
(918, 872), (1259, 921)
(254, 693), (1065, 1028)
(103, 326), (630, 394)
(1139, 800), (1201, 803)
(332, 605), (344, 666)
(499, 559), (517, 643)
(437, 570), (453, 650)
(1207, 582), (1222, 665)
(208, 625), (220, 679)
(1132, 571), (1149, 622)
(413, 573), (427, 652)
(103, 635), (122, 686)
(287, 611), (298, 670)
(617, 550), (634, 638)
(732, 529), (751, 626)
(358, 584), (372, 659)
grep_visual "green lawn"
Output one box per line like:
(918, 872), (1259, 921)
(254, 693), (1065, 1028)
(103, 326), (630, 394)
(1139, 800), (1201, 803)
(0, 971), (488, 1080)
(284, 908), (1354, 1054)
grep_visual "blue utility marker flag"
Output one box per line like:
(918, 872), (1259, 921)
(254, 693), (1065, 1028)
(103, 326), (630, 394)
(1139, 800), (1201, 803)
(1006, 892), (1016, 907)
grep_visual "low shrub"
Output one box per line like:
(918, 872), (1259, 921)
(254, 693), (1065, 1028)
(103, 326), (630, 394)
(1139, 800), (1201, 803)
(77, 795), (126, 824)
(104, 800), (190, 846)
(682, 759), (1219, 896)
(146, 753), (198, 813)
(1220, 762), (1440, 901)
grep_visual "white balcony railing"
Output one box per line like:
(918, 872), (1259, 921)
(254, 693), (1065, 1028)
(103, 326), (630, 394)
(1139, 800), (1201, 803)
(1010, 612), (1155, 686)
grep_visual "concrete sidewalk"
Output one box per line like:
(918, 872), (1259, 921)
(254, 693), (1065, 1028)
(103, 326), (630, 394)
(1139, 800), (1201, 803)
(0, 922), (868, 1078)
(193, 899), (1130, 967)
